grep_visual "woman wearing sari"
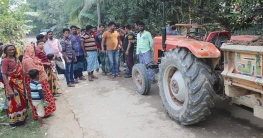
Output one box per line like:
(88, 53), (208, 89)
(35, 40), (59, 97)
(1, 44), (27, 127)
(22, 44), (56, 120)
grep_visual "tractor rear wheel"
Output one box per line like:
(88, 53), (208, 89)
(132, 64), (151, 95)
(158, 48), (216, 125)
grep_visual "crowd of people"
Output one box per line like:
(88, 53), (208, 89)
(0, 20), (179, 127)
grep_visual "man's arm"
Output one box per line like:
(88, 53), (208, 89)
(147, 32), (153, 51)
(117, 35), (123, 51)
(80, 37), (87, 57)
(60, 41), (69, 63)
(136, 33), (139, 55)
(101, 37), (106, 52)
(57, 39), (62, 52)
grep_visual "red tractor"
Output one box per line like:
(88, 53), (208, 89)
(132, 23), (230, 125)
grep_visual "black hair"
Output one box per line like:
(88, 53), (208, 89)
(125, 25), (132, 30)
(108, 22), (116, 27)
(18, 54), (23, 63)
(36, 40), (43, 45)
(135, 21), (141, 25)
(77, 27), (80, 29)
(86, 25), (93, 31)
(169, 21), (176, 26)
(81, 28), (86, 32)
(3, 44), (15, 56)
(70, 25), (78, 29)
(0, 42), (3, 46)
(28, 69), (39, 79)
(36, 34), (45, 41)
(47, 53), (55, 60)
(62, 28), (70, 33)
(47, 31), (53, 35)
(99, 24), (105, 28)
(138, 21), (145, 26)
(119, 26), (125, 29)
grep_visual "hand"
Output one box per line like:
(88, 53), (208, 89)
(51, 62), (54, 66)
(8, 91), (14, 97)
(125, 51), (129, 56)
(121, 48), (124, 52)
(102, 49), (105, 53)
(66, 59), (71, 64)
(74, 57), (77, 62)
(84, 52), (87, 57)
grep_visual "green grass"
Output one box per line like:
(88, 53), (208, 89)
(0, 89), (47, 138)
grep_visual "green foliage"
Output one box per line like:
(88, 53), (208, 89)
(0, 0), (27, 52)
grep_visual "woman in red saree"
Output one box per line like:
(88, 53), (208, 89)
(1, 44), (27, 127)
(22, 44), (56, 120)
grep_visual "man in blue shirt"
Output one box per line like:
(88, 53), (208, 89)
(69, 25), (86, 81)
(166, 21), (179, 35)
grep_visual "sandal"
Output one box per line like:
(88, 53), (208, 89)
(79, 76), (86, 80)
(67, 83), (75, 87)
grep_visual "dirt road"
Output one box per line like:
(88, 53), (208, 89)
(44, 71), (263, 138)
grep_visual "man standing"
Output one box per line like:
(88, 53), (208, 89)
(60, 28), (77, 87)
(45, 31), (66, 74)
(69, 25), (86, 81)
(45, 31), (62, 57)
(81, 25), (99, 81)
(95, 24), (110, 74)
(166, 21), (179, 35)
(101, 22), (123, 79)
(136, 22), (157, 84)
(124, 25), (135, 78)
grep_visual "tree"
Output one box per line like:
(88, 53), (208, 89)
(0, 0), (27, 51)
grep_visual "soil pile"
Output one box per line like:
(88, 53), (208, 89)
(228, 36), (263, 46)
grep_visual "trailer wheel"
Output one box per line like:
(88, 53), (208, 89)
(132, 64), (151, 95)
(158, 48), (216, 125)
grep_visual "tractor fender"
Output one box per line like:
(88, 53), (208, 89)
(206, 31), (231, 42)
(165, 39), (221, 58)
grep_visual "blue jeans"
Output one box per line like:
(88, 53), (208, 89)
(139, 50), (155, 81)
(64, 57), (74, 85)
(107, 50), (119, 75)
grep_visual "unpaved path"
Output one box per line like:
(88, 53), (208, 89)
(46, 71), (263, 138)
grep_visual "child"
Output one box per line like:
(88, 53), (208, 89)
(36, 40), (59, 96)
(47, 53), (59, 87)
(28, 69), (45, 127)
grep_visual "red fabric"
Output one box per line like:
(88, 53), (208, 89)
(36, 50), (50, 68)
(4, 63), (27, 126)
(1, 58), (17, 74)
(25, 75), (56, 120)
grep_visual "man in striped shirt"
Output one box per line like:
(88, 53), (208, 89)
(81, 25), (99, 81)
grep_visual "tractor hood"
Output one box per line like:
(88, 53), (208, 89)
(154, 36), (221, 58)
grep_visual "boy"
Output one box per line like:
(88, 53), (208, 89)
(60, 28), (77, 87)
(28, 69), (45, 127)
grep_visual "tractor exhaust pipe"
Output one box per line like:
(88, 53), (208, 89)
(162, 0), (166, 52)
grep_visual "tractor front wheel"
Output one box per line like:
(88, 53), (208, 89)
(132, 64), (151, 95)
(158, 48), (216, 125)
